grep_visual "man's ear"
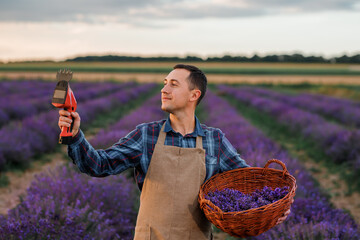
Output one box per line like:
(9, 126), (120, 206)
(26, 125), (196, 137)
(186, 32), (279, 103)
(190, 89), (201, 103)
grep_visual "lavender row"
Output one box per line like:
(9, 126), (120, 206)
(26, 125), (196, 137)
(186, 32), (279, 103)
(202, 91), (359, 239)
(0, 80), (120, 97)
(241, 86), (360, 128)
(0, 80), (132, 107)
(0, 81), (54, 125)
(90, 94), (165, 149)
(0, 81), (136, 127)
(0, 80), (54, 97)
(300, 90), (360, 108)
(0, 164), (137, 239)
(0, 83), (156, 171)
(218, 85), (360, 172)
(0, 80), (96, 100)
(0, 80), (129, 125)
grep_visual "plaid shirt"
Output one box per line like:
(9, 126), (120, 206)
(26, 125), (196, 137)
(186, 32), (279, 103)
(68, 116), (249, 191)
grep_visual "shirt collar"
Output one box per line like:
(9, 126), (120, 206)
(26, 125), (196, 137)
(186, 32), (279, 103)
(164, 115), (205, 137)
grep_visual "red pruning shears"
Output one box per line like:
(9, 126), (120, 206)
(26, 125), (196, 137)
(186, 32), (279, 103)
(51, 69), (77, 144)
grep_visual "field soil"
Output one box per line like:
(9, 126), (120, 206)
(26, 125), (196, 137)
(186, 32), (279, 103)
(1, 71), (360, 85)
(306, 160), (360, 224)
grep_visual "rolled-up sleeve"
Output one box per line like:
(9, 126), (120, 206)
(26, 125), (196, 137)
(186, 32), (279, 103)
(67, 127), (143, 177)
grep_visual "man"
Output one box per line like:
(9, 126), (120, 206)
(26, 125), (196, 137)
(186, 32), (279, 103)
(58, 64), (290, 240)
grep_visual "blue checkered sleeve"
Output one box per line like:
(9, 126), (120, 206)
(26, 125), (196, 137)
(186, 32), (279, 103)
(218, 130), (250, 172)
(67, 128), (143, 177)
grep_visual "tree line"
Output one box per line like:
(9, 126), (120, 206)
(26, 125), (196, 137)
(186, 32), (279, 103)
(65, 53), (360, 63)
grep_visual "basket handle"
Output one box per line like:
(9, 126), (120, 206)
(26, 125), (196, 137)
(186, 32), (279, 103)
(198, 190), (224, 219)
(262, 159), (288, 177)
(200, 198), (223, 214)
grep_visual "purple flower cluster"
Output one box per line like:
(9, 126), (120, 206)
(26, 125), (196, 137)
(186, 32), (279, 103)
(0, 81), (156, 170)
(218, 85), (360, 172)
(0, 164), (137, 240)
(206, 186), (289, 212)
(202, 90), (360, 239)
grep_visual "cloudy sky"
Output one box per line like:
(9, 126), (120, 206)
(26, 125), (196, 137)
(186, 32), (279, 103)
(0, 0), (359, 62)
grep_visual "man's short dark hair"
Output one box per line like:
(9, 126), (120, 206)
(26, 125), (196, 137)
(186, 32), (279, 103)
(173, 64), (207, 105)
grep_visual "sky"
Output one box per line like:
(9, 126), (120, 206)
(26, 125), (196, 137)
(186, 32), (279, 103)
(0, 0), (359, 62)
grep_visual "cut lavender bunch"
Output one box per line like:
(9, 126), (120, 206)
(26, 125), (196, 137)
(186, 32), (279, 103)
(206, 186), (289, 212)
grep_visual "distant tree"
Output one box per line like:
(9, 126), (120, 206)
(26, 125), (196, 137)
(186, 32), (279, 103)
(336, 55), (351, 63)
(250, 54), (261, 62)
(262, 55), (279, 62)
(336, 54), (360, 63)
(185, 56), (203, 62)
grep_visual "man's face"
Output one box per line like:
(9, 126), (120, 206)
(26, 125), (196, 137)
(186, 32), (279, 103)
(161, 68), (195, 113)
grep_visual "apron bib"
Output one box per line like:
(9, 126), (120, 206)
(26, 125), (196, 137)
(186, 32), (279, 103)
(134, 124), (212, 240)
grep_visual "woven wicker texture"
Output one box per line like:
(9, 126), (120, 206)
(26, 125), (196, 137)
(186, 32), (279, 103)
(198, 159), (297, 238)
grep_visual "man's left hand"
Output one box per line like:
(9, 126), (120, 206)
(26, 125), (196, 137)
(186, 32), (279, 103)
(275, 199), (294, 225)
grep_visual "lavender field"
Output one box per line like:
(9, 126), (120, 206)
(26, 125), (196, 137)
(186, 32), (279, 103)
(0, 79), (359, 239)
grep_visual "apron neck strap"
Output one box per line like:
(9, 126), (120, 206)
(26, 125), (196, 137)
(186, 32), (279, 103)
(158, 124), (167, 146)
(158, 123), (203, 149)
(195, 135), (203, 149)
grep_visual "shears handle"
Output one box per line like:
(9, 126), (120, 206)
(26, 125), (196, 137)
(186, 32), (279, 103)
(59, 108), (74, 144)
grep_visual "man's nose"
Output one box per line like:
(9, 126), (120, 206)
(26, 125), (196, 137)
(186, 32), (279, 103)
(161, 84), (169, 93)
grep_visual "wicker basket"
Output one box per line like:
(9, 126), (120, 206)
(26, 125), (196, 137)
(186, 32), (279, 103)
(198, 159), (297, 238)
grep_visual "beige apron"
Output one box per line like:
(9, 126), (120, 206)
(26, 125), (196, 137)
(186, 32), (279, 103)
(134, 124), (212, 240)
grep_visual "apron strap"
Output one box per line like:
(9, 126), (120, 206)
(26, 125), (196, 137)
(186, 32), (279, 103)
(158, 122), (203, 149)
(157, 124), (167, 146)
(196, 135), (203, 149)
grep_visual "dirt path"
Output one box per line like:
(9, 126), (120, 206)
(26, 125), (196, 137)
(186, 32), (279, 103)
(1, 71), (360, 85)
(303, 160), (360, 224)
(0, 149), (67, 215)
(283, 143), (360, 224)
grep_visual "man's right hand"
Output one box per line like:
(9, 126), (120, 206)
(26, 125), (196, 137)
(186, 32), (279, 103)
(58, 110), (81, 137)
